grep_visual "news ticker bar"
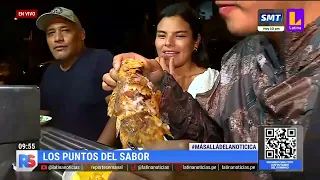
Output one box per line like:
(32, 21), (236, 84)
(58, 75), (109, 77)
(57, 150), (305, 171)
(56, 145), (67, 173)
(37, 163), (258, 172)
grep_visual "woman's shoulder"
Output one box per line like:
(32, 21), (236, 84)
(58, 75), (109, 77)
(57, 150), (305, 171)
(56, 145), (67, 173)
(187, 68), (219, 98)
(205, 67), (219, 74)
(199, 68), (219, 80)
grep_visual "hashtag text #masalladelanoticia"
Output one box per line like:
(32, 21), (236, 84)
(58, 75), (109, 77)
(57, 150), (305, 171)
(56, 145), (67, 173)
(193, 144), (257, 150)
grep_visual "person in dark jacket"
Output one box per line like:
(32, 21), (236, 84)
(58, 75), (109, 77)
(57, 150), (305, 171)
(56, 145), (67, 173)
(37, 7), (113, 141)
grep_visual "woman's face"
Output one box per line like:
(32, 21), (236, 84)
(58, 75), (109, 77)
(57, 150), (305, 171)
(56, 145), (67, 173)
(155, 16), (198, 68)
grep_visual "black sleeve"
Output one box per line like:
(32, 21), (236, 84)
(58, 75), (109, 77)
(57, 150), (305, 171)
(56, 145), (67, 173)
(95, 49), (114, 97)
(39, 71), (49, 111)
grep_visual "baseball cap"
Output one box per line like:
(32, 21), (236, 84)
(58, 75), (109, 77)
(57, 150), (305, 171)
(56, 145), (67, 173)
(36, 7), (82, 31)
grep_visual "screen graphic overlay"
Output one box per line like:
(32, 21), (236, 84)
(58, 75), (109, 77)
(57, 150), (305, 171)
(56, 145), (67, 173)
(286, 9), (304, 32)
(258, 125), (304, 172)
(258, 9), (285, 32)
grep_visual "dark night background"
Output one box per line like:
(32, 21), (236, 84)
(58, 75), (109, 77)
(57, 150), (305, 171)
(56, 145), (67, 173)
(0, 0), (241, 85)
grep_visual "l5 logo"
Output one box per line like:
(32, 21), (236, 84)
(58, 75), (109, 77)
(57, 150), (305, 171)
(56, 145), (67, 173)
(15, 150), (38, 172)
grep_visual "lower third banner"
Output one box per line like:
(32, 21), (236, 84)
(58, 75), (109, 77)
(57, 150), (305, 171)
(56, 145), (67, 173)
(37, 163), (257, 172)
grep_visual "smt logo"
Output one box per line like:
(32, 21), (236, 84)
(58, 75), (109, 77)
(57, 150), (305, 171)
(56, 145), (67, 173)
(257, 9), (285, 32)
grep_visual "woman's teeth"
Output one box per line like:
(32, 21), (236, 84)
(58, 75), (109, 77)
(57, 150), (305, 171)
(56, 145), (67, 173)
(164, 52), (178, 56)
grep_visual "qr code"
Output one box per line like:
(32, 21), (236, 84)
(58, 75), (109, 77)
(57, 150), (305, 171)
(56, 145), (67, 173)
(264, 128), (297, 159)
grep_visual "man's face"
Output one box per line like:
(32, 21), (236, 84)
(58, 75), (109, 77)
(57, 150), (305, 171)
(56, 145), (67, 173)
(46, 18), (85, 61)
(215, 1), (286, 36)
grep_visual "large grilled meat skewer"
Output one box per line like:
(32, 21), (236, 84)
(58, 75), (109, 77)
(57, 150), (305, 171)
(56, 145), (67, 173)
(108, 59), (172, 148)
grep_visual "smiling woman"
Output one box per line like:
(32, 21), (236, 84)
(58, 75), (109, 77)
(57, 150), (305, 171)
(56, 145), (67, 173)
(97, 2), (220, 149)
(154, 2), (219, 97)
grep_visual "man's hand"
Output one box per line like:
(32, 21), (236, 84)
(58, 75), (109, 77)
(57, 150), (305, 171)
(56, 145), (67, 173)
(108, 140), (194, 180)
(105, 95), (111, 104)
(102, 53), (165, 91)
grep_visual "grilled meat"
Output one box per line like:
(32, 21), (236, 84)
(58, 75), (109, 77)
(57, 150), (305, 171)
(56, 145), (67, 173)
(108, 59), (172, 148)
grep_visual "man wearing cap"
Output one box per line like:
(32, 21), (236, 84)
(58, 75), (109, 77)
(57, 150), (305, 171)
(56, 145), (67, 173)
(37, 7), (113, 141)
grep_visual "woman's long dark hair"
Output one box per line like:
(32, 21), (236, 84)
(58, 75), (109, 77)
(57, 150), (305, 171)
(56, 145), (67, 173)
(157, 2), (210, 68)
